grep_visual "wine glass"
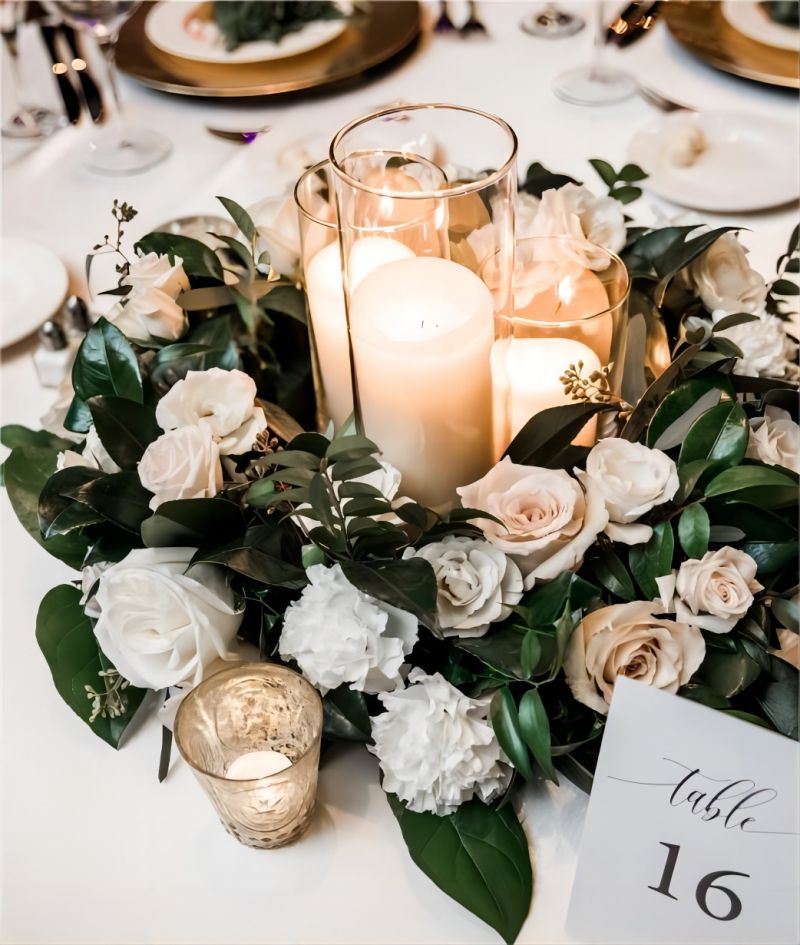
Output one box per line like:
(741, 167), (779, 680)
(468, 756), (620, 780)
(520, 3), (585, 38)
(1, 0), (66, 138)
(48, 0), (171, 173)
(552, 1), (636, 105)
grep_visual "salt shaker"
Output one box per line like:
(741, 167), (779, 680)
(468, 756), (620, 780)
(33, 320), (72, 388)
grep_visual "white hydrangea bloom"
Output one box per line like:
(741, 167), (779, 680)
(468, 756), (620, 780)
(370, 669), (511, 815)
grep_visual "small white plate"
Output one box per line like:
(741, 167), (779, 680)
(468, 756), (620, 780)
(627, 110), (799, 212)
(1, 237), (68, 349)
(145, 2), (348, 65)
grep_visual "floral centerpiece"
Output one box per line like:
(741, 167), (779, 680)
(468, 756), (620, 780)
(3, 158), (798, 945)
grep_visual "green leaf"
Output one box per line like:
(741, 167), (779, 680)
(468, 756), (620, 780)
(654, 226), (740, 302)
(141, 498), (244, 547)
(387, 794), (532, 945)
(520, 161), (580, 197)
(72, 318), (143, 404)
(504, 402), (617, 467)
(771, 597), (799, 632)
(341, 558), (437, 630)
(64, 395), (92, 434)
(589, 158), (617, 188)
(329, 456), (383, 481)
(755, 656), (798, 738)
(38, 466), (105, 535)
(326, 434), (378, 461)
(216, 195), (257, 243)
(712, 312), (761, 332)
(617, 163), (648, 183)
(678, 400), (749, 474)
(648, 377), (731, 450)
(772, 278), (800, 296)
(704, 465), (798, 508)
(134, 232), (224, 281)
(491, 687), (534, 781)
(194, 525), (306, 588)
(520, 630), (542, 678)
(70, 471), (153, 534)
(520, 571), (598, 626)
(36, 585), (145, 748)
(0, 425), (73, 450)
(629, 522), (674, 599)
(610, 185), (642, 205)
(4, 447), (89, 569)
(741, 541), (798, 576)
(678, 504), (710, 558)
(675, 458), (714, 504)
(322, 686), (371, 742)
(149, 342), (239, 393)
(87, 396), (160, 469)
(457, 625), (529, 680)
(698, 639), (762, 698)
(518, 689), (558, 784)
(592, 547), (636, 601)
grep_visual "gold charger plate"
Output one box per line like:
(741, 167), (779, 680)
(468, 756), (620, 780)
(665, 1), (799, 89)
(117, 1), (420, 98)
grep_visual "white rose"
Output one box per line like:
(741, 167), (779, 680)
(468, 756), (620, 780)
(403, 536), (522, 638)
(515, 191), (541, 238)
(92, 547), (243, 690)
(109, 252), (189, 342)
(249, 191), (302, 279)
(156, 367), (267, 455)
(657, 547), (763, 634)
(138, 424), (222, 510)
(714, 312), (796, 378)
(530, 183), (626, 267)
(577, 438), (679, 545)
(564, 601), (705, 714)
(746, 406), (800, 473)
(40, 374), (81, 443)
(278, 563), (418, 695)
(126, 251), (189, 298)
(688, 234), (767, 315)
(369, 668), (511, 815)
(57, 424), (121, 474)
(457, 457), (608, 590)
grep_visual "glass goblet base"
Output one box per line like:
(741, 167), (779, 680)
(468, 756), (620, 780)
(2, 107), (67, 139)
(520, 8), (585, 38)
(87, 125), (172, 175)
(552, 65), (637, 105)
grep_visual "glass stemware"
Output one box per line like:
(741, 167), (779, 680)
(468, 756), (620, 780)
(48, 0), (171, 173)
(552, 1), (636, 105)
(520, 3), (585, 38)
(1, 0), (66, 138)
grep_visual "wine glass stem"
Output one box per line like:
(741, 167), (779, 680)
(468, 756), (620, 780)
(2, 30), (33, 118)
(97, 34), (126, 137)
(590, 1), (606, 80)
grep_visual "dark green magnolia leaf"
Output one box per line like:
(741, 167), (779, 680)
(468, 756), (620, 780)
(520, 571), (599, 626)
(712, 313), (761, 332)
(592, 547), (635, 601)
(193, 525), (306, 588)
(704, 465), (798, 509)
(64, 394), (93, 434)
(263, 283), (307, 325)
(648, 379), (729, 450)
(629, 521), (674, 599)
(675, 458), (714, 504)
(322, 686), (371, 742)
(70, 471), (153, 534)
(38, 466), (105, 534)
(36, 585), (146, 748)
(491, 687), (534, 781)
(654, 226), (740, 302)
(141, 497), (244, 547)
(72, 318), (143, 404)
(722, 709), (774, 730)
(341, 558), (437, 630)
(457, 624), (529, 679)
(0, 424), (73, 450)
(149, 342), (239, 393)
(44, 501), (106, 538)
(706, 500), (796, 542)
(217, 195), (257, 243)
(387, 794), (533, 945)
(518, 689), (558, 784)
(678, 503), (710, 558)
(504, 402), (617, 467)
(708, 525), (746, 543)
(520, 160), (580, 196)
(4, 447), (89, 569)
(213, 232), (255, 274)
(679, 682), (731, 709)
(553, 754), (594, 794)
(678, 400), (749, 475)
(135, 232), (224, 281)
(755, 656), (798, 738)
(771, 597), (799, 632)
(741, 541), (798, 576)
(697, 639), (761, 698)
(87, 396), (161, 469)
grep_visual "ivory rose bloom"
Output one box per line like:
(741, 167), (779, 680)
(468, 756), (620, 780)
(403, 536), (523, 638)
(564, 601), (705, 714)
(156, 368), (267, 454)
(369, 669), (510, 815)
(530, 183), (626, 266)
(688, 234), (767, 315)
(457, 457), (608, 590)
(138, 424), (222, 510)
(110, 252), (189, 341)
(745, 406), (800, 473)
(578, 438), (679, 545)
(657, 547), (763, 634)
(57, 424), (121, 474)
(279, 563), (418, 695)
(714, 312), (796, 378)
(92, 547), (243, 690)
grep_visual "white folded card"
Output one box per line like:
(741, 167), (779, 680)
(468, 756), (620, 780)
(566, 677), (800, 944)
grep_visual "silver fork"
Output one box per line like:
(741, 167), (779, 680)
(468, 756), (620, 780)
(638, 84), (696, 112)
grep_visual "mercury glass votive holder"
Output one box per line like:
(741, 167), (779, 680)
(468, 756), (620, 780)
(174, 663), (323, 850)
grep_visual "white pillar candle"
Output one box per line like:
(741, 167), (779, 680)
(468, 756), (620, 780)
(493, 336), (602, 450)
(225, 750), (292, 780)
(305, 237), (414, 430)
(349, 256), (495, 509)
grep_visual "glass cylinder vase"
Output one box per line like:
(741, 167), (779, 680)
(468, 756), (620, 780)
(174, 662), (323, 850)
(492, 235), (630, 456)
(294, 161), (353, 431)
(329, 103), (518, 510)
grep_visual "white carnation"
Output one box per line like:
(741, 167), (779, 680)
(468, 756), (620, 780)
(370, 668), (511, 815)
(278, 563), (418, 695)
(403, 536), (522, 638)
(746, 406), (800, 473)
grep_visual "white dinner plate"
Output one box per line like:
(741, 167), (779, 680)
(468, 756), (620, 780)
(721, 0), (799, 52)
(145, 1), (348, 65)
(1, 237), (68, 349)
(627, 110), (799, 212)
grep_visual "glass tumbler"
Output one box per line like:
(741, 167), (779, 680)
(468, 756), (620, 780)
(174, 663), (323, 850)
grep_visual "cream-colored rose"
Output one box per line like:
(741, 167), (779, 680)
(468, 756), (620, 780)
(109, 252), (189, 342)
(577, 438), (679, 545)
(688, 234), (767, 315)
(745, 406), (800, 473)
(564, 601), (705, 714)
(138, 424), (222, 510)
(457, 457), (608, 590)
(249, 190), (302, 279)
(155, 367), (267, 455)
(714, 312), (796, 379)
(658, 547), (763, 634)
(530, 183), (626, 267)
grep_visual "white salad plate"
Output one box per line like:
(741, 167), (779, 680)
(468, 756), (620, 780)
(1, 237), (68, 349)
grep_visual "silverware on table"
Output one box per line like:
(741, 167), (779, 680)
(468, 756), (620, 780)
(39, 22), (82, 124)
(205, 124), (272, 144)
(637, 83), (695, 112)
(434, 1), (456, 33)
(460, 1), (488, 36)
(60, 23), (105, 123)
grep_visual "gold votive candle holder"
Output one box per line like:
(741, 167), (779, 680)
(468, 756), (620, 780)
(174, 662), (323, 850)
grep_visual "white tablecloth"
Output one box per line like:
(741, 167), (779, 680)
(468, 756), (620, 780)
(1, 4), (797, 942)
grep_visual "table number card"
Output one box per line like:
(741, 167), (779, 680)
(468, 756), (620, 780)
(566, 677), (800, 944)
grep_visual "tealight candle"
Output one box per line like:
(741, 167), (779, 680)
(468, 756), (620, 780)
(225, 750), (292, 780)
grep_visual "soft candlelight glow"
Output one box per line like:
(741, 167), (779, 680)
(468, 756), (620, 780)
(356, 165), (444, 256)
(225, 750), (292, 781)
(349, 256), (495, 508)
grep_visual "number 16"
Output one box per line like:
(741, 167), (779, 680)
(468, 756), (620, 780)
(649, 842), (750, 921)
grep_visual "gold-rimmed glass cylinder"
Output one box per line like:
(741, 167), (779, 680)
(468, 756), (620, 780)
(493, 235), (630, 456)
(294, 161), (353, 431)
(329, 103), (518, 509)
(174, 663), (323, 850)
